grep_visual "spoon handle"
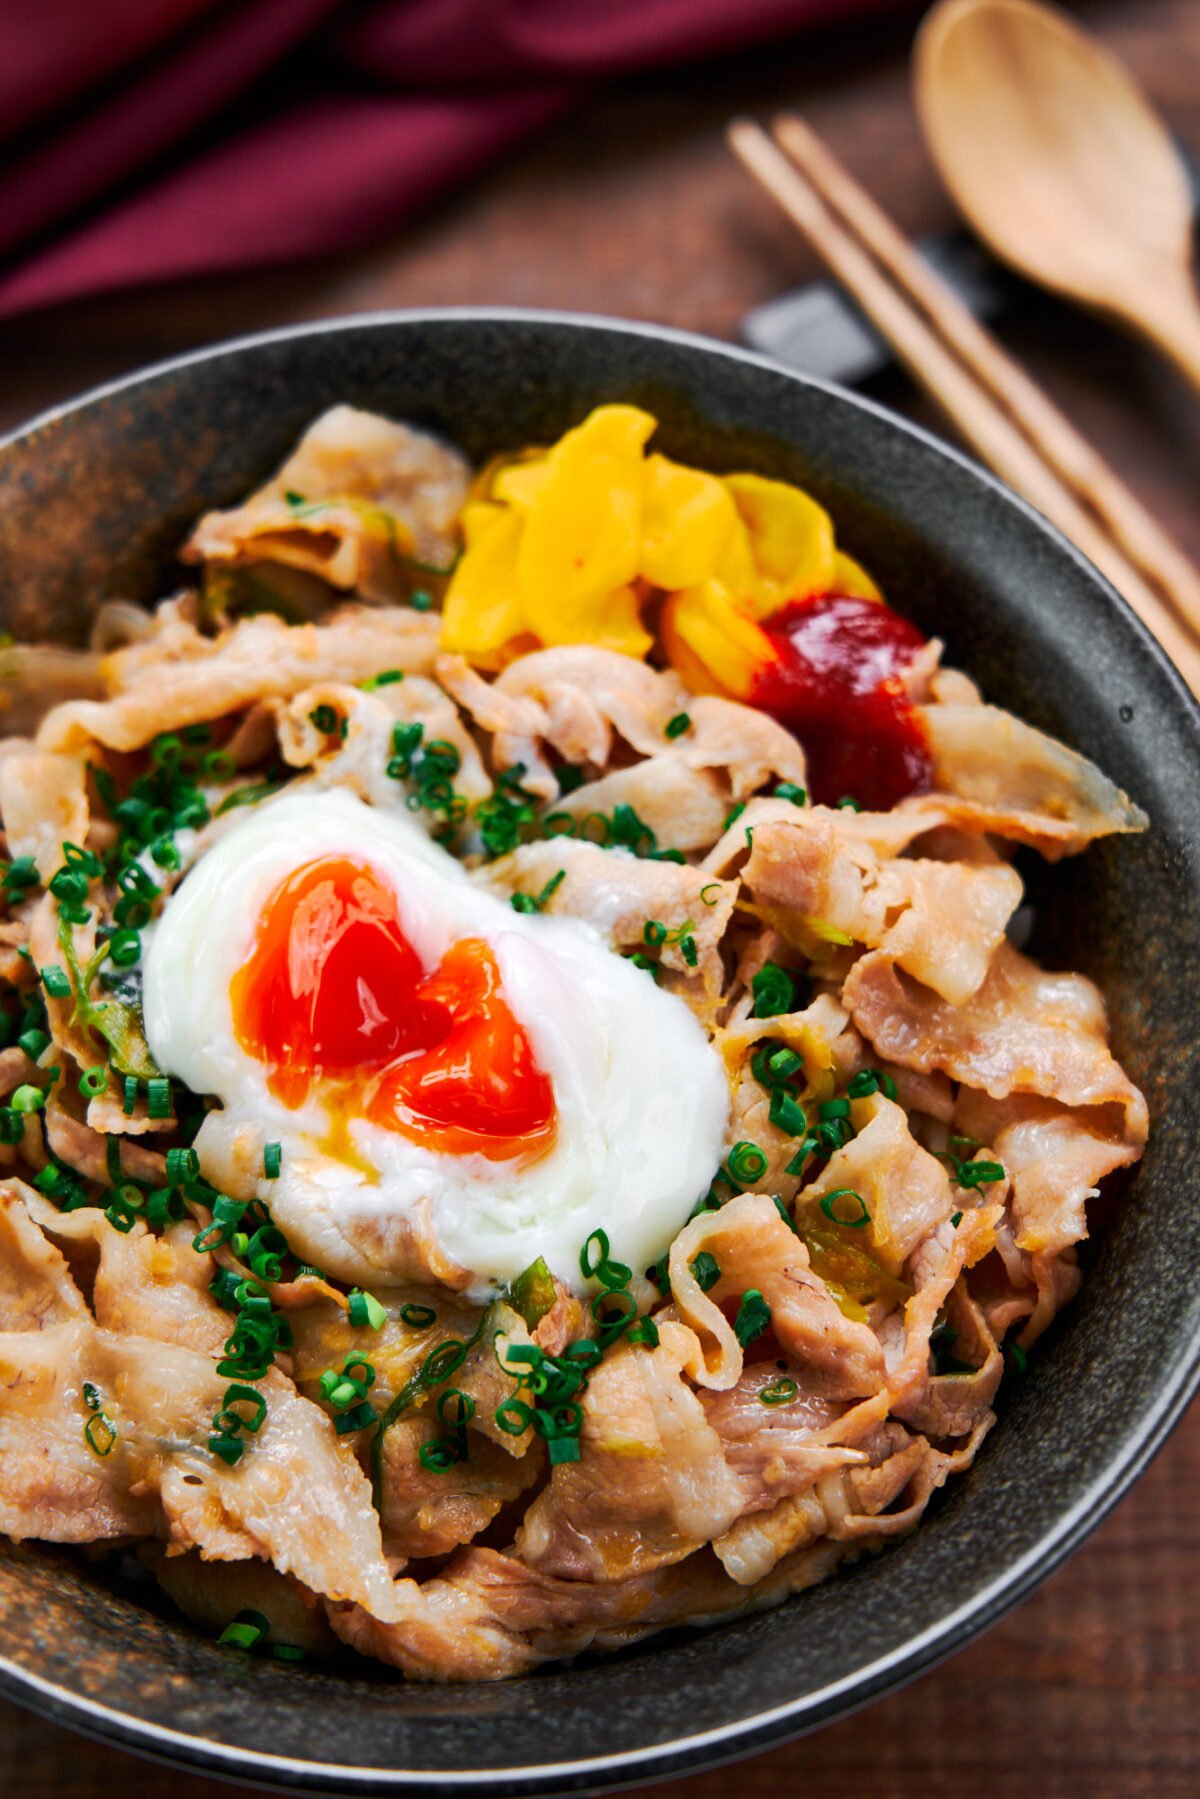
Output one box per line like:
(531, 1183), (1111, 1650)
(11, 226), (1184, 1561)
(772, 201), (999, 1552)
(1129, 279), (1200, 394)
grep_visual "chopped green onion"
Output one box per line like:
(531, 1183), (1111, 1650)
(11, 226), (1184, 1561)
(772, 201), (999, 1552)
(1007, 1341), (1029, 1374)
(759, 1375), (798, 1406)
(348, 1289), (387, 1331)
(847, 1067), (898, 1101)
(495, 1396), (534, 1435)
(751, 962), (795, 1019)
(629, 952), (658, 978)
(273, 1644), (304, 1663)
(0, 1109), (23, 1144)
(643, 919), (667, 947)
(665, 712), (691, 739)
(734, 1288), (771, 1347)
(17, 1027), (48, 1061)
(510, 869), (566, 915)
(627, 1315), (660, 1348)
(818, 1098), (850, 1121)
(10, 1085), (45, 1114)
(580, 1228), (632, 1291)
(2, 855), (39, 893)
(263, 1140), (282, 1180)
(410, 589), (434, 612)
(768, 1087), (808, 1137)
(689, 1251), (721, 1292)
(819, 1188), (871, 1229)
(399, 1302), (437, 1330)
(84, 1411), (117, 1456)
(79, 1064), (109, 1098)
(40, 965), (71, 998)
(956, 1159), (1005, 1189)
(108, 928), (141, 967)
(208, 1435), (244, 1466)
(218, 1610), (270, 1651)
(837, 795), (861, 811)
(360, 669), (405, 691)
(773, 782), (807, 805)
(699, 882), (722, 906)
(722, 802), (746, 832)
(950, 1211), (963, 1228)
(726, 1141), (768, 1186)
(166, 1146), (199, 1185)
(147, 1077), (171, 1119)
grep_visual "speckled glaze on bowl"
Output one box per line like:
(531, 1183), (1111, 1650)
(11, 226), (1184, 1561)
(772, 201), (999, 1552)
(1, 311), (1198, 1797)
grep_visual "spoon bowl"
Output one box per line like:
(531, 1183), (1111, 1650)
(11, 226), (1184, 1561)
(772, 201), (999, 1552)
(914, 0), (1200, 387)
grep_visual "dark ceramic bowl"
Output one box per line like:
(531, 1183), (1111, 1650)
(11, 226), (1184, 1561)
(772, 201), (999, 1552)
(1, 311), (1198, 1794)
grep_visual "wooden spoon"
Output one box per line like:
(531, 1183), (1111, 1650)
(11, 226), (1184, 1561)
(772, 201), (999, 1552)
(914, 0), (1200, 390)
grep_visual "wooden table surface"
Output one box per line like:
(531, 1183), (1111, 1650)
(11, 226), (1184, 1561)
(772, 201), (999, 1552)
(2, 1), (1198, 1792)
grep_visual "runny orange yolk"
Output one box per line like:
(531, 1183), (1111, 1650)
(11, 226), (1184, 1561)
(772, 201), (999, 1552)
(230, 857), (556, 1161)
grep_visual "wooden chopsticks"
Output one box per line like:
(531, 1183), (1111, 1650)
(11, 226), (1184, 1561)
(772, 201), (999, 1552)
(728, 116), (1200, 695)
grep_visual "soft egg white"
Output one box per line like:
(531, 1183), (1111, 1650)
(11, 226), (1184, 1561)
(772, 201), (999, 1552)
(142, 787), (730, 1295)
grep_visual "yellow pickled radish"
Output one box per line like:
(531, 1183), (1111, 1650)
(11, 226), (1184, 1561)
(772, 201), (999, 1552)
(493, 459), (551, 511)
(724, 472), (836, 615)
(640, 454), (737, 590)
(659, 580), (776, 700)
(440, 506), (526, 659)
(517, 405), (655, 643)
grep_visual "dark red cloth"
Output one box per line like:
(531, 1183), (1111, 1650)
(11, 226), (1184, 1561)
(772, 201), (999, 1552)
(0, 0), (899, 320)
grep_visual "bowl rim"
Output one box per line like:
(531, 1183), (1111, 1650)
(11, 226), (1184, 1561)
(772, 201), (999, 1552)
(1, 305), (1198, 1795)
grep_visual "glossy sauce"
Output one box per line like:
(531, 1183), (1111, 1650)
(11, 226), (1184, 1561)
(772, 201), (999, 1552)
(750, 594), (932, 809)
(231, 857), (556, 1160)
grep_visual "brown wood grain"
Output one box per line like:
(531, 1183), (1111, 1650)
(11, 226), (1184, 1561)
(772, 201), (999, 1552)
(1, 1), (1197, 1792)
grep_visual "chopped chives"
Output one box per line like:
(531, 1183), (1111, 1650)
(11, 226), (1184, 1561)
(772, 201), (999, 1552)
(359, 669), (405, 691)
(108, 928), (141, 967)
(722, 802), (746, 832)
(409, 589), (434, 612)
(84, 1411), (117, 1456)
(956, 1159), (1005, 1189)
(263, 1140), (282, 1180)
(699, 882), (722, 906)
(759, 1375), (798, 1406)
(768, 1088), (808, 1137)
(79, 1064), (109, 1098)
(399, 1302), (437, 1329)
(166, 1146), (199, 1185)
(40, 965), (71, 998)
(773, 782), (806, 805)
(819, 1188), (871, 1228)
(837, 795), (862, 811)
(10, 1085), (44, 1114)
(665, 712), (691, 739)
(727, 1141), (768, 1186)
(348, 1289), (387, 1331)
(689, 1251), (721, 1292)
(751, 962), (795, 1019)
(17, 1027), (48, 1061)
(734, 1289), (771, 1347)
(218, 1610), (270, 1651)
(847, 1067), (898, 1101)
